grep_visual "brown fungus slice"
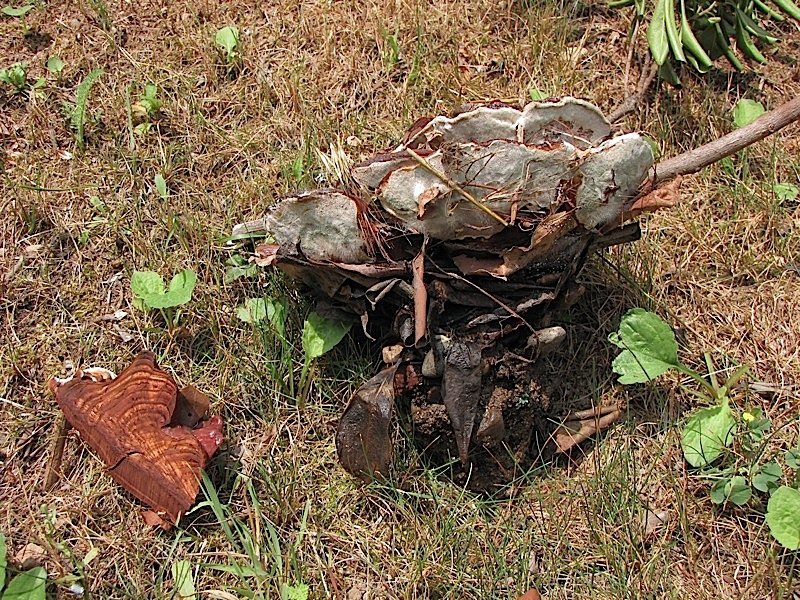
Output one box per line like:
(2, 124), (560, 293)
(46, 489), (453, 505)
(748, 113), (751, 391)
(50, 352), (223, 522)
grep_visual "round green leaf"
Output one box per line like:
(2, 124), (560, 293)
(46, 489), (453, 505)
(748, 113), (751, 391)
(773, 183), (799, 203)
(785, 449), (800, 470)
(215, 26), (240, 55)
(766, 486), (800, 550)
(529, 88), (548, 101)
(155, 269), (196, 308)
(752, 461), (782, 493)
(726, 476), (752, 506)
(131, 270), (195, 309)
(237, 298), (267, 324)
(732, 99), (765, 128)
(609, 309), (680, 384)
(681, 403), (736, 467)
(710, 479), (729, 504)
(302, 312), (351, 362)
(45, 56), (64, 74)
(3, 566), (47, 600)
(131, 271), (165, 298)
(2, 5), (34, 17)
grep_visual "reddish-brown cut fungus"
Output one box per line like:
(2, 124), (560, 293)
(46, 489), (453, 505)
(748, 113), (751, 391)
(49, 352), (223, 522)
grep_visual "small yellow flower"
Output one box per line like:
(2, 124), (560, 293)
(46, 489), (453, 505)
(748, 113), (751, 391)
(742, 411), (755, 423)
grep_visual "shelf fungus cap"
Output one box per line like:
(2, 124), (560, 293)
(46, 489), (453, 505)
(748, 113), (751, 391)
(49, 351), (224, 523)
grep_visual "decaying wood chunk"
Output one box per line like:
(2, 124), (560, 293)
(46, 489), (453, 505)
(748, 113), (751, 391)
(237, 97), (666, 483)
(49, 352), (224, 522)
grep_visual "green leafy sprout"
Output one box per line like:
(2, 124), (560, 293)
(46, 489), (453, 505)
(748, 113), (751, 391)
(611, 0), (800, 81)
(215, 26), (241, 65)
(732, 98), (765, 128)
(611, 308), (800, 549)
(236, 298), (351, 404)
(45, 56), (64, 75)
(64, 68), (103, 151)
(132, 83), (161, 122)
(0, 63), (27, 93)
(2, 4), (34, 17)
(224, 254), (258, 284)
(154, 173), (168, 200)
(131, 269), (196, 329)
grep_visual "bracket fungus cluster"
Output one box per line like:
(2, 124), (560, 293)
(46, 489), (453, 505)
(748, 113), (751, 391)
(49, 352), (224, 523)
(234, 97), (675, 488)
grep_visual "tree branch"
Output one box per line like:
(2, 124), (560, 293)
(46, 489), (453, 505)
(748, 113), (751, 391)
(653, 96), (800, 184)
(608, 61), (659, 123)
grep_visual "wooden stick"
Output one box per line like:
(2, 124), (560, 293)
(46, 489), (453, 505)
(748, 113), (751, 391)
(608, 61), (659, 124)
(412, 241), (427, 345)
(653, 96), (800, 183)
(43, 413), (70, 491)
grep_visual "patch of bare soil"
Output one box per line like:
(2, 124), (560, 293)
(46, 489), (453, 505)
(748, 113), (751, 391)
(403, 345), (554, 492)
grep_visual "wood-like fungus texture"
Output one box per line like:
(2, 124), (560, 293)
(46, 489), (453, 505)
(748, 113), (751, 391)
(50, 352), (224, 522)
(235, 98), (667, 488)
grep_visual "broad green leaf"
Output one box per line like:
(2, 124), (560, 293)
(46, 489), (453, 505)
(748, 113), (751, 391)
(236, 297), (287, 333)
(1, 5), (33, 17)
(766, 486), (800, 550)
(157, 269), (196, 307)
(2, 566), (47, 600)
(732, 99), (765, 128)
(237, 298), (267, 323)
(529, 88), (548, 101)
(131, 270), (164, 311)
(726, 476), (752, 506)
(609, 309), (681, 384)
(647, 0), (670, 65)
(0, 533), (6, 587)
(171, 560), (195, 600)
(285, 583), (309, 600)
(681, 403), (736, 467)
(773, 183), (799, 203)
(785, 449), (800, 470)
(223, 259), (257, 284)
(215, 26), (240, 56)
(302, 312), (351, 363)
(752, 461), (782, 493)
(131, 271), (165, 297)
(45, 56), (64, 74)
(710, 478), (729, 504)
(154, 173), (168, 199)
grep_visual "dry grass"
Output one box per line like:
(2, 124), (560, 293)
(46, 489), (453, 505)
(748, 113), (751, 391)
(1, 0), (799, 598)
